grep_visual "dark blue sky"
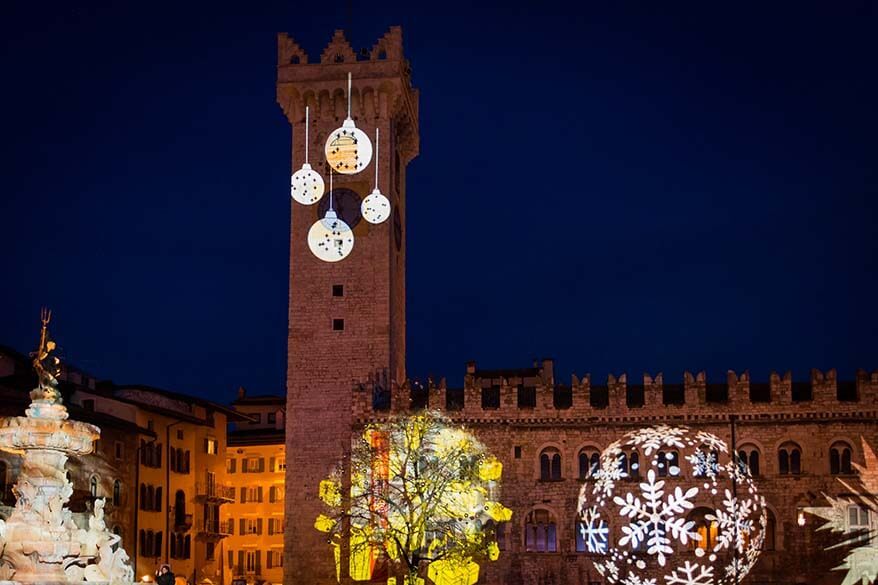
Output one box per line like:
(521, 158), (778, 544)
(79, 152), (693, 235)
(2, 2), (875, 403)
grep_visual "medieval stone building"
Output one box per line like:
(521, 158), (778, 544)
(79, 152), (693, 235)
(278, 28), (877, 585)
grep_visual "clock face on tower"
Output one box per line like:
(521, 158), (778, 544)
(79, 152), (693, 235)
(317, 188), (362, 229)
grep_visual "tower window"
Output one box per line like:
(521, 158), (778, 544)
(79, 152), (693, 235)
(514, 446), (522, 459)
(332, 319), (345, 331)
(332, 284), (344, 297)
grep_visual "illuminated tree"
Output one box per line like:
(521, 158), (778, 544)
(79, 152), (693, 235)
(316, 410), (512, 585)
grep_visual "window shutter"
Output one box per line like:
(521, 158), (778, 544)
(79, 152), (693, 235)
(238, 550), (244, 572)
(155, 487), (162, 511)
(157, 444), (162, 467)
(229, 458), (236, 474)
(255, 550), (262, 573)
(270, 457), (275, 472)
(257, 486), (263, 502)
(240, 487), (247, 503)
(184, 450), (190, 473)
(204, 438), (209, 453)
(259, 458), (265, 472)
(268, 486), (275, 503)
(227, 518), (234, 534)
(155, 532), (163, 558)
(239, 519), (245, 535)
(257, 518), (263, 535)
(267, 519), (273, 535)
(185, 535), (191, 558)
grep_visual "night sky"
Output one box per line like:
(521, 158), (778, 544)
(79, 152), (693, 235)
(2, 2), (875, 404)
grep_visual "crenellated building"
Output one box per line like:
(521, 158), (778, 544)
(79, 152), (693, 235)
(276, 26), (878, 585)
(351, 361), (878, 584)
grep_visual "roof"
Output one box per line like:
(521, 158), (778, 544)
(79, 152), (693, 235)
(231, 394), (285, 406)
(112, 383), (251, 421)
(228, 427), (285, 446)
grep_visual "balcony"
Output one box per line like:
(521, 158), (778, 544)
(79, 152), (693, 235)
(198, 519), (231, 540)
(195, 482), (235, 503)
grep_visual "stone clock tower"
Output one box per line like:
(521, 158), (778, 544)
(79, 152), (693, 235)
(276, 27), (419, 583)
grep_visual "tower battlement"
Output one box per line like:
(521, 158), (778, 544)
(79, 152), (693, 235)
(351, 363), (878, 422)
(276, 28), (418, 162)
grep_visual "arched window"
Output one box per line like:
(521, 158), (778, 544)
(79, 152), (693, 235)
(830, 442), (853, 475)
(539, 448), (561, 481)
(525, 509), (557, 552)
(618, 452), (629, 476)
(737, 445), (761, 476)
(657, 451), (680, 477)
(688, 508), (718, 551)
(764, 509), (776, 551)
(576, 516), (609, 553)
(113, 480), (121, 506)
(578, 449), (600, 479)
(89, 476), (98, 498)
(629, 452), (641, 478)
(779, 442), (802, 475)
(175, 490), (186, 526)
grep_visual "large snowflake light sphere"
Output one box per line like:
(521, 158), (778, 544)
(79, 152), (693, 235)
(578, 425), (767, 585)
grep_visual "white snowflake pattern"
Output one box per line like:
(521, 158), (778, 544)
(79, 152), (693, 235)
(615, 469), (700, 566)
(627, 425), (688, 455)
(581, 506), (609, 554)
(695, 430), (729, 454)
(595, 559), (620, 582)
(707, 489), (755, 555)
(622, 574), (658, 585)
(664, 561), (714, 585)
(594, 440), (626, 500)
(721, 556), (755, 584)
(686, 450), (721, 481)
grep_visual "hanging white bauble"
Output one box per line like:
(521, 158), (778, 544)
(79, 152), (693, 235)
(578, 424), (767, 585)
(361, 188), (391, 225)
(325, 118), (373, 175)
(290, 163), (325, 205)
(307, 210), (354, 262)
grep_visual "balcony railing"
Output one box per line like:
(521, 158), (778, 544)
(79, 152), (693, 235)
(195, 482), (235, 502)
(199, 519), (231, 539)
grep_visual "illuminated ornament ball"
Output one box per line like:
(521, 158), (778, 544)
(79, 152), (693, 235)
(361, 188), (391, 225)
(307, 209), (354, 262)
(577, 425), (767, 585)
(290, 162), (325, 205)
(324, 118), (373, 175)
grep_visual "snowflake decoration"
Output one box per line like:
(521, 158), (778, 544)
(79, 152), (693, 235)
(665, 561), (714, 585)
(578, 425), (767, 585)
(805, 437), (878, 585)
(581, 506), (609, 554)
(615, 469), (699, 566)
(687, 450), (721, 481)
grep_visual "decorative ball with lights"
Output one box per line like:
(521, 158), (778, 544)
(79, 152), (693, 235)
(291, 106), (325, 205)
(577, 425), (767, 585)
(361, 126), (391, 225)
(308, 172), (354, 262)
(324, 73), (373, 175)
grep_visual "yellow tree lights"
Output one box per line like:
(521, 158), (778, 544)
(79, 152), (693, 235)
(316, 411), (512, 585)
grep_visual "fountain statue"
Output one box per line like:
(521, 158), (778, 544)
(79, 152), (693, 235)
(0, 309), (134, 585)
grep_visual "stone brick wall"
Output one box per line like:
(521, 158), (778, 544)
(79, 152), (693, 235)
(352, 367), (878, 585)
(278, 27), (418, 585)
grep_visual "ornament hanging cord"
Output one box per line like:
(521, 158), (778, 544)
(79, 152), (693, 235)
(374, 127), (379, 189)
(305, 106), (310, 164)
(347, 72), (352, 119)
(329, 167), (334, 211)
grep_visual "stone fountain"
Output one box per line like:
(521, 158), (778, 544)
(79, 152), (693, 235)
(0, 310), (134, 585)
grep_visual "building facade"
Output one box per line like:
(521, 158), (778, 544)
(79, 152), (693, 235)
(277, 27), (878, 585)
(224, 389), (286, 585)
(0, 344), (242, 585)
